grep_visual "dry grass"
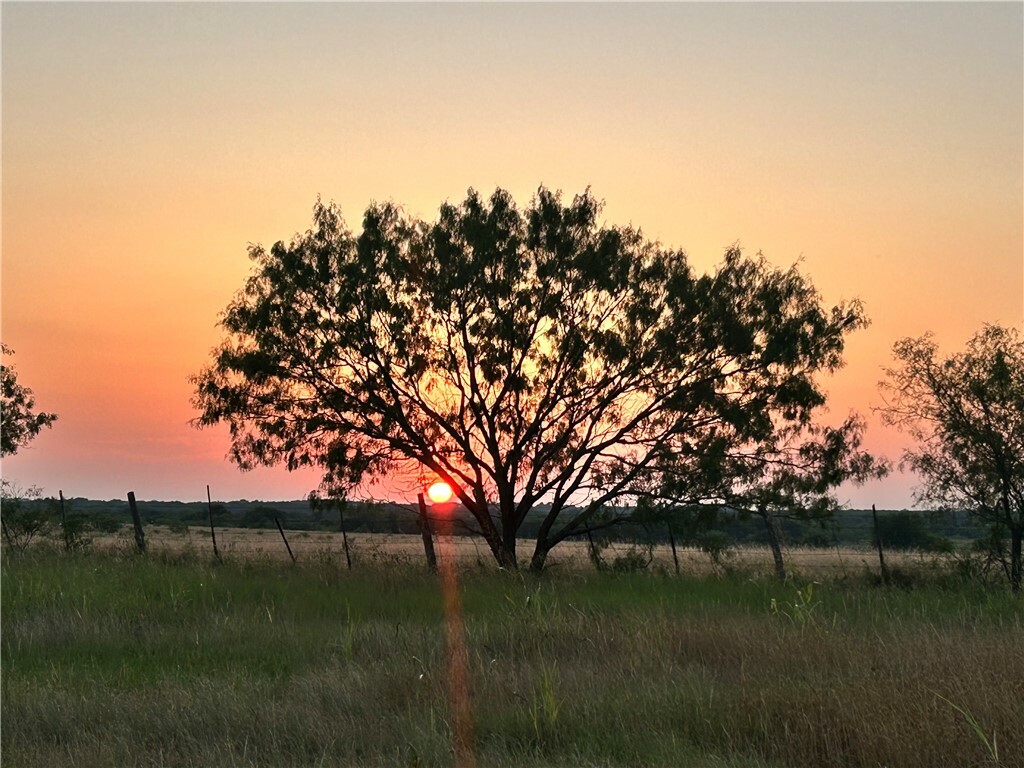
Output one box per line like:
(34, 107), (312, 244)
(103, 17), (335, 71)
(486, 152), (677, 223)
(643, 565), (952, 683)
(93, 526), (924, 579)
(2, 548), (1020, 767)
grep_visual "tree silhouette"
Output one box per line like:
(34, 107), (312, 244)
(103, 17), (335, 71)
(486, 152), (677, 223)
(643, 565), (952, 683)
(723, 414), (888, 581)
(1, 344), (57, 457)
(880, 324), (1024, 591)
(193, 187), (865, 569)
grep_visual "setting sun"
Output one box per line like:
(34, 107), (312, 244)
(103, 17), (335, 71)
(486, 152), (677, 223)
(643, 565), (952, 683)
(427, 481), (454, 504)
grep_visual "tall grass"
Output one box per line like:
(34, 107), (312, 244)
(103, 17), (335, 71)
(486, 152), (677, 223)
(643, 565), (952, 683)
(2, 548), (1021, 767)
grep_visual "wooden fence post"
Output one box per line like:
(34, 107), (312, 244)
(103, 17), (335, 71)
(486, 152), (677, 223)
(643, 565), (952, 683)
(417, 493), (438, 572)
(59, 490), (69, 552)
(274, 517), (296, 564)
(126, 491), (146, 553)
(667, 521), (680, 576)
(338, 502), (352, 570)
(872, 504), (890, 585)
(206, 485), (221, 562)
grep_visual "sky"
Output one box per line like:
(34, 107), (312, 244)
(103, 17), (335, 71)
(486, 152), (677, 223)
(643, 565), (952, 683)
(2, 2), (1021, 507)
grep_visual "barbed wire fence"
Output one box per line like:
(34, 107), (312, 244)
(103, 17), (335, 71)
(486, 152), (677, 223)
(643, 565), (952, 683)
(2, 490), (995, 579)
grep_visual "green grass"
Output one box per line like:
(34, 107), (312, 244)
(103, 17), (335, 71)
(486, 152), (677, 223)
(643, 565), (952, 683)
(2, 548), (1022, 767)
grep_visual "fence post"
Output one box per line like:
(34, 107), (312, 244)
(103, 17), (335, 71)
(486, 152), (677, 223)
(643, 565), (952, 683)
(666, 520), (680, 576)
(417, 493), (438, 572)
(872, 504), (890, 585)
(274, 516), (296, 564)
(339, 502), (352, 570)
(59, 490), (69, 552)
(206, 485), (221, 562)
(126, 491), (146, 553)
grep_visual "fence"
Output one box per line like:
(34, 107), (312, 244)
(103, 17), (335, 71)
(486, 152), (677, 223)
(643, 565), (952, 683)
(0, 490), (987, 579)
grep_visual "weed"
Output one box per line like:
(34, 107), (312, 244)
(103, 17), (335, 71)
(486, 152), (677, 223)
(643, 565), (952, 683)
(933, 691), (1003, 766)
(528, 659), (564, 744)
(611, 545), (653, 573)
(770, 581), (836, 634)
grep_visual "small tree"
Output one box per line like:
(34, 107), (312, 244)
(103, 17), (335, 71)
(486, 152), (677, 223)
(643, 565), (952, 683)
(879, 325), (1024, 591)
(194, 187), (866, 570)
(641, 414), (887, 581)
(1, 344), (57, 456)
(0, 481), (52, 552)
(727, 414), (888, 581)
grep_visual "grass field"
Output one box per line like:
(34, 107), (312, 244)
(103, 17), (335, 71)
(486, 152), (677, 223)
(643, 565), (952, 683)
(2, 544), (1021, 767)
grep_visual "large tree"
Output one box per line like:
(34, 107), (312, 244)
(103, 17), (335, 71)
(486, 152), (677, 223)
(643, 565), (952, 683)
(193, 187), (865, 570)
(879, 325), (1024, 591)
(1, 344), (57, 457)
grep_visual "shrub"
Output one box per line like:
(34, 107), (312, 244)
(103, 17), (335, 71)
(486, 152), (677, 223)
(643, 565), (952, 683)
(611, 546), (652, 573)
(0, 482), (52, 552)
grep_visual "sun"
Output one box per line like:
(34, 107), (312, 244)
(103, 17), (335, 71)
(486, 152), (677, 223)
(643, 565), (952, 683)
(427, 481), (454, 504)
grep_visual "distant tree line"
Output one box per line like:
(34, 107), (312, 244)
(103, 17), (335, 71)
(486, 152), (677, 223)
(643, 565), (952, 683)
(0, 492), (988, 549)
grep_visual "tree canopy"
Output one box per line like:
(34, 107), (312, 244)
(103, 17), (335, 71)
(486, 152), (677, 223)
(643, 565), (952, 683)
(1, 344), (57, 457)
(880, 324), (1024, 590)
(193, 187), (866, 569)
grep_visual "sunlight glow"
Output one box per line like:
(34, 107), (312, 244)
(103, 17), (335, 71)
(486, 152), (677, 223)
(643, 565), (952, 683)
(427, 481), (454, 504)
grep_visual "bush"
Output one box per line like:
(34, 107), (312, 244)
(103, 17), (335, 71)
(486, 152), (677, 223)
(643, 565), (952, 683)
(0, 482), (52, 552)
(611, 546), (652, 573)
(695, 530), (733, 569)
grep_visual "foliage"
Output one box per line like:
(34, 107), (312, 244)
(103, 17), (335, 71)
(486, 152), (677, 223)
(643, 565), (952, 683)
(649, 411), (887, 580)
(193, 187), (866, 569)
(1, 344), (57, 456)
(238, 505), (282, 528)
(694, 529), (734, 569)
(0, 481), (53, 551)
(728, 412), (888, 518)
(60, 511), (93, 552)
(770, 581), (835, 634)
(880, 324), (1024, 590)
(875, 511), (953, 553)
(610, 545), (653, 573)
(0, 482), (97, 553)
(946, 526), (1016, 587)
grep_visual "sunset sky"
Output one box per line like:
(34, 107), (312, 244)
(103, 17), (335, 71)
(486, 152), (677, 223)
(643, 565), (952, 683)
(2, 2), (1021, 507)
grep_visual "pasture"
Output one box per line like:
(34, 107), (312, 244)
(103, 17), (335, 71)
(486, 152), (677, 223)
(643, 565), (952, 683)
(2, 541), (1021, 767)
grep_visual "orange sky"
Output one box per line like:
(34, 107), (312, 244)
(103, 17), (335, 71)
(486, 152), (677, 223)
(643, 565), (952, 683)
(2, 3), (1021, 507)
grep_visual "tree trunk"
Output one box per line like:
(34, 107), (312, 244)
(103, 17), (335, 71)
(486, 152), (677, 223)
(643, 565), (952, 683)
(529, 541), (549, 572)
(761, 509), (786, 583)
(1011, 527), (1022, 594)
(497, 536), (518, 569)
(584, 524), (603, 571)
(416, 493), (438, 573)
(466, 495), (503, 566)
(530, 501), (568, 572)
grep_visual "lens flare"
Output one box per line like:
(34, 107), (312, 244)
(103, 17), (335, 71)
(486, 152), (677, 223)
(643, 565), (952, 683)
(427, 481), (453, 504)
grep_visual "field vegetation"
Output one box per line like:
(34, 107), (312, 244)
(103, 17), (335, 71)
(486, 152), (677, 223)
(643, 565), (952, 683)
(2, 543), (1021, 768)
